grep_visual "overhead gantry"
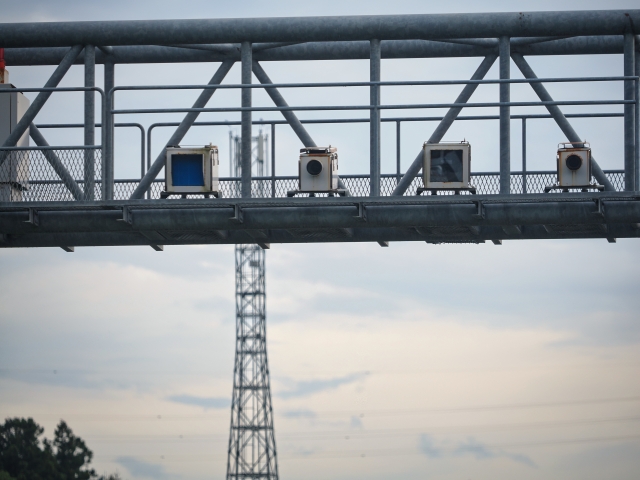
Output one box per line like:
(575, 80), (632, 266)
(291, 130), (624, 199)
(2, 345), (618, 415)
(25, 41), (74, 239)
(0, 10), (639, 249)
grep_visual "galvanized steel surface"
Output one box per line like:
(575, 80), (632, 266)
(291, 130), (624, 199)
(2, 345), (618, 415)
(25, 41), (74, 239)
(1, 10), (639, 47)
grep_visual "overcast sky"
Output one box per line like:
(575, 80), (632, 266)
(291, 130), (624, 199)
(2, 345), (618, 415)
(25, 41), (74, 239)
(1, 1), (640, 480)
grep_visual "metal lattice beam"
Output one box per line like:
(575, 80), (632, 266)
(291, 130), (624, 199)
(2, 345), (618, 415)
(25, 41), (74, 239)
(227, 245), (278, 480)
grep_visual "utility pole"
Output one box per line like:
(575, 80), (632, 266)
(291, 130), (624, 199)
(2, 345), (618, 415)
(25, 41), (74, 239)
(227, 129), (278, 480)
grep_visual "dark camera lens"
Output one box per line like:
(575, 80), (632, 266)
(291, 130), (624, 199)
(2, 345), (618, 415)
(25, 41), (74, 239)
(566, 154), (582, 171)
(307, 159), (323, 176)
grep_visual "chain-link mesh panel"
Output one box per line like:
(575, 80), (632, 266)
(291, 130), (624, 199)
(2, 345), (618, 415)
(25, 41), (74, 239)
(4, 152), (624, 202)
(0, 148), (102, 202)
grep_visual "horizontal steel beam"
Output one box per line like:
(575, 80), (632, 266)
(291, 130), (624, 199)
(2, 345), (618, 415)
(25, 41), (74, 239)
(1, 223), (637, 249)
(3, 36), (626, 65)
(1, 194), (638, 248)
(1, 11), (638, 47)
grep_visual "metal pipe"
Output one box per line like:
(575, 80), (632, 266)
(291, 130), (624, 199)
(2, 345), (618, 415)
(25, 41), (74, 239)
(370, 39), (381, 196)
(113, 99), (631, 116)
(499, 36), (511, 194)
(0, 45), (83, 163)
(624, 33), (636, 191)
(143, 111), (623, 131)
(431, 38), (497, 48)
(103, 58), (114, 200)
(3, 36), (630, 66)
(391, 54), (497, 196)
(28, 124), (84, 200)
(2, 11), (640, 47)
(241, 42), (252, 198)
(396, 121), (401, 185)
(129, 60), (235, 200)
(103, 74), (638, 93)
(84, 45), (95, 200)
(511, 52), (615, 191)
(522, 118), (527, 194)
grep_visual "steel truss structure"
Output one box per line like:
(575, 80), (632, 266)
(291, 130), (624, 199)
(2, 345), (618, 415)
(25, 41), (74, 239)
(229, 243), (278, 480)
(1, 9), (640, 250)
(227, 129), (278, 480)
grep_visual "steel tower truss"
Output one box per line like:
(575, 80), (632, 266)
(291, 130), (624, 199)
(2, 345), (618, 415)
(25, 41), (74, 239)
(227, 131), (278, 480)
(227, 245), (277, 480)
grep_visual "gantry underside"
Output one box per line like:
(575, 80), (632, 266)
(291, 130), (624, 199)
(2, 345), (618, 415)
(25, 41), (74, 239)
(1, 192), (638, 249)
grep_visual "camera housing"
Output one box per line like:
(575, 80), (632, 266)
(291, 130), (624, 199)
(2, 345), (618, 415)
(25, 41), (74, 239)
(557, 142), (591, 188)
(422, 141), (471, 189)
(165, 144), (219, 195)
(298, 146), (339, 193)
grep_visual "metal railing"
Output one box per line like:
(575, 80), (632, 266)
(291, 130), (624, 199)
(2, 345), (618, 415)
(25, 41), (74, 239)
(0, 148), (625, 202)
(0, 78), (634, 203)
(145, 112), (626, 196)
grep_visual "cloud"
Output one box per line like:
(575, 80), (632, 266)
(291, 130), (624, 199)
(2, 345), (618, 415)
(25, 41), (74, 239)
(453, 437), (495, 459)
(420, 434), (443, 459)
(166, 394), (229, 409)
(281, 409), (317, 419)
(116, 456), (171, 479)
(420, 435), (536, 468)
(0, 368), (138, 391)
(349, 415), (363, 429)
(277, 372), (366, 399)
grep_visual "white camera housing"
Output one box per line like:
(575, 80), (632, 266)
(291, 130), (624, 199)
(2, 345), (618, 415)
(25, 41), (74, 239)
(165, 144), (219, 194)
(557, 143), (591, 187)
(299, 146), (338, 192)
(423, 141), (471, 189)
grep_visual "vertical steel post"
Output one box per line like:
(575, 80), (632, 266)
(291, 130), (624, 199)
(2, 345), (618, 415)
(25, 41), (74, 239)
(241, 42), (252, 198)
(522, 117), (527, 194)
(636, 42), (640, 191)
(499, 36), (511, 194)
(370, 39), (381, 197)
(104, 59), (115, 200)
(624, 33), (636, 191)
(84, 45), (95, 201)
(396, 120), (401, 186)
(271, 123), (276, 198)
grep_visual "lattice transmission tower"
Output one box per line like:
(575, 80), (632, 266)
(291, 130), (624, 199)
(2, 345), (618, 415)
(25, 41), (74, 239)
(226, 128), (278, 480)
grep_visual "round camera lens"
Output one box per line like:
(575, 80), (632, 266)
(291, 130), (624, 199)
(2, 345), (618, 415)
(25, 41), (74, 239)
(566, 154), (582, 171)
(307, 159), (323, 176)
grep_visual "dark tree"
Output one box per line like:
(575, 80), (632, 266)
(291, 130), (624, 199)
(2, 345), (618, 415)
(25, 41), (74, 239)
(0, 418), (59, 480)
(0, 418), (112, 480)
(53, 421), (96, 480)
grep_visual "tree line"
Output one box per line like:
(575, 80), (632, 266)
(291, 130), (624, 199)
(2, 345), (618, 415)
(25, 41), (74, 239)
(0, 417), (122, 480)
